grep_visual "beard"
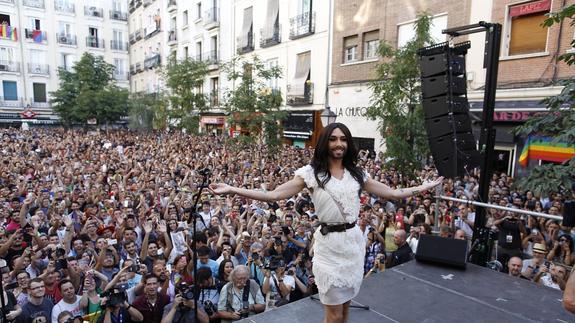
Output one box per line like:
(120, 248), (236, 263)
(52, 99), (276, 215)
(328, 147), (347, 160)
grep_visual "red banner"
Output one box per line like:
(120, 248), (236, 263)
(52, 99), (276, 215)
(509, 0), (551, 17)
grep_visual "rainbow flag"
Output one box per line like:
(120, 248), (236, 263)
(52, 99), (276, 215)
(519, 136), (575, 167)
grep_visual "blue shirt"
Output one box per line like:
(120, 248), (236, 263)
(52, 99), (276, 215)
(197, 259), (219, 278)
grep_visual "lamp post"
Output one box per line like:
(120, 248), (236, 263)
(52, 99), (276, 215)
(320, 106), (337, 126)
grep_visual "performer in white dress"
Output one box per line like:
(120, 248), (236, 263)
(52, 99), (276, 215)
(209, 123), (442, 323)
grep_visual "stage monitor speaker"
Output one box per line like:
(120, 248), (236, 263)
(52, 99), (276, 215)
(563, 200), (575, 227)
(415, 235), (468, 269)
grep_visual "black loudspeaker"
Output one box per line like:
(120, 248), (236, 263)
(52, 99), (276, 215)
(415, 235), (468, 269)
(563, 201), (575, 227)
(419, 41), (480, 178)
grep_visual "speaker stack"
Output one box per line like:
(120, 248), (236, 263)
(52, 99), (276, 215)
(419, 42), (480, 178)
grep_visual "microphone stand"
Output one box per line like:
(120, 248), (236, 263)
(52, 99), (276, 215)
(187, 169), (211, 323)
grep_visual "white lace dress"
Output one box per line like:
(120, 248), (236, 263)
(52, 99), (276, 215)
(295, 165), (366, 305)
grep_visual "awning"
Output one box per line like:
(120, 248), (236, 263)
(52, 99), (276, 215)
(263, 0), (279, 34)
(239, 7), (253, 47)
(289, 51), (311, 96)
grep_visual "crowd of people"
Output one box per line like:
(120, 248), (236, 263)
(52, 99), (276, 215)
(0, 128), (572, 323)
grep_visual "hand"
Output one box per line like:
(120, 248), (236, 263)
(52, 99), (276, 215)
(6, 310), (18, 321)
(422, 177), (444, 191)
(63, 215), (73, 228)
(174, 294), (184, 306)
(264, 269), (271, 278)
(208, 183), (233, 195)
(231, 312), (241, 320)
(143, 221), (153, 234)
(157, 220), (167, 233)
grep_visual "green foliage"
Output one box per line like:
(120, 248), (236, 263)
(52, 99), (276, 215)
(512, 4), (575, 197)
(367, 14), (434, 175)
(222, 55), (286, 153)
(51, 53), (129, 126)
(129, 92), (169, 131)
(160, 55), (209, 133)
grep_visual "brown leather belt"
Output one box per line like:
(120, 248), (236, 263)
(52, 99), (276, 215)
(319, 221), (356, 235)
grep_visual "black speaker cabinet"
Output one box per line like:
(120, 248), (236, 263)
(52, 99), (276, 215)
(422, 95), (469, 120)
(433, 150), (481, 178)
(424, 114), (473, 139)
(421, 75), (467, 99)
(415, 235), (468, 268)
(420, 53), (466, 77)
(563, 201), (575, 227)
(428, 132), (477, 159)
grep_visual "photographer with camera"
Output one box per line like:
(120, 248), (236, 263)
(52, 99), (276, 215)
(98, 283), (144, 323)
(261, 255), (295, 310)
(245, 243), (264, 286)
(161, 281), (210, 323)
(217, 265), (264, 322)
(195, 268), (221, 320)
(493, 210), (526, 271)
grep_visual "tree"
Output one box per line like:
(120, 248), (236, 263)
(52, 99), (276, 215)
(160, 55), (208, 133)
(366, 14), (435, 175)
(51, 53), (129, 126)
(512, 4), (575, 197)
(222, 55), (286, 152)
(128, 92), (169, 131)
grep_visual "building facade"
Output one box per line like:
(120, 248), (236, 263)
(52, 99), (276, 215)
(0, 0), (130, 125)
(233, 0), (330, 147)
(329, 0), (482, 155)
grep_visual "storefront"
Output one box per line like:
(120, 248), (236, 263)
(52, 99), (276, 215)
(328, 83), (384, 154)
(282, 110), (318, 148)
(200, 114), (226, 135)
(469, 100), (550, 177)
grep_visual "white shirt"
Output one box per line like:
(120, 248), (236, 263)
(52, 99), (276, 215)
(455, 212), (475, 238)
(52, 295), (83, 323)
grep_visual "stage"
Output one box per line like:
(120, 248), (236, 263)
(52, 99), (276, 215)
(239, 260), (572, 322)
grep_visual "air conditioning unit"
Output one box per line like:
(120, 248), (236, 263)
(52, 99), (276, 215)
(0, 64), (7, 71)
(60, 36), (68, 43)
(113, 12), (120, 19)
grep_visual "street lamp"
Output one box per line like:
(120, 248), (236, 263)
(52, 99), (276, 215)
(320, 106), (337, 126)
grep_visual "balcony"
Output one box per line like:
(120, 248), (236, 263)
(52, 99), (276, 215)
(289, 11), (315, 40)
(135, 62), (143, 73)
(86, 36), (104, 49)
(0, 60), (20, 73)
(28, 63), (49, 75)
(145, 23), (160, 39)
(84, 6), (104, 18)
(54, 1), (74, 13)
(260, 24), (281, 48)
(143, 0), (154, 7)
(144, 53), (161, 69)
(25, 29), (47, 43)
(135, 29), (143, 41)
(0, 26), (17, 41)
(0, 0), (15, 3)
(110, 40), (128, 51)
(56, 33), (77, 46)
(113, 71), (129, 81)
(204, 7), (219, 30)
(167, 0), (177, 12)
(205, 51), (219, 69)
(208, 91), (219, 107)
(0, 97), (24, 108)
(168, 30), (177, 45)
(287, 82), (314, 106)
(236, 32), (254, 55)
(110, 10), (128, 21)
(22, 0), (44, 9)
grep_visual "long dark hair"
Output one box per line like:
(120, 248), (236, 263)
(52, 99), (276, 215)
(311, 123), (364, 194)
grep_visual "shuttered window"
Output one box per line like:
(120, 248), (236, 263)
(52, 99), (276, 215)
(508, 12), (548, 55)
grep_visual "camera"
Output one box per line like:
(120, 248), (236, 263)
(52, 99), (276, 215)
(203, 300), (218, 316)
(101, 283), (129, 308)
(281, 226), (290, 235)
(177, 282), (196, 300)
(273, 236), (282, 245)
(264, 256), (285, 271)
(54, 246), (66, 259)
(55, 258), (68, 271)
(252, 253), (260, 261)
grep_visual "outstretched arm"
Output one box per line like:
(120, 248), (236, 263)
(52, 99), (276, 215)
(363, 177), (443, 200)
(209, 177), (306, 202)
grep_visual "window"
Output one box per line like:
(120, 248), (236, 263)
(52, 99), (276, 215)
(210, 77), (219, 106)
(114, 58), (125, 73)
(33, 83), (46, 103)
(183, 10), (189, 26)
(183, 46), (188, 58)
(30, 18), (41, 30)
(196, 2), (202, 19)
(0, 14), (11, 26)
(266, 58), (279, 89)
(2, 81), (17, 101)
(363, 30), (380, 59)
(297, 0), (311, 15)
(196, 41), (202, 60)
(58, 22), (72, 36)
(0, 47), (15, 63)
(397, 14), (447, 48)
(507, 0), (550, 56)
(60, 53), (75, 71)
(343, 35), (358, 63)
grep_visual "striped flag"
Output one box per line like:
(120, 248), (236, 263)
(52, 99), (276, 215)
(519, 136), (575, 167)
